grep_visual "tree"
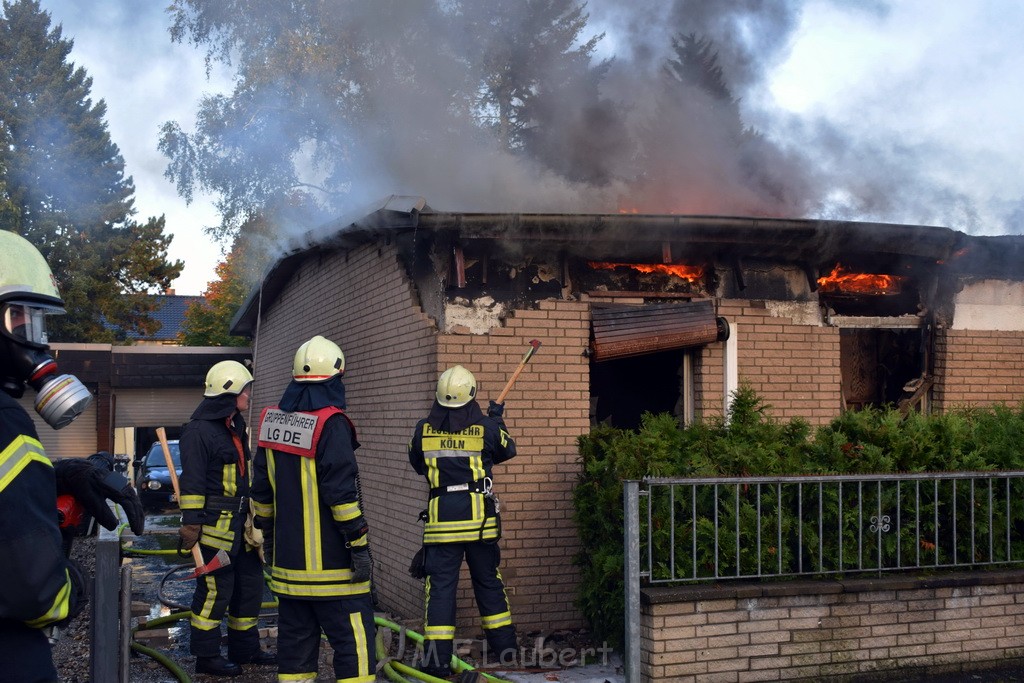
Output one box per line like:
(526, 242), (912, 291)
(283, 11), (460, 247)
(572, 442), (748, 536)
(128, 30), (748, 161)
(179, 213), (273, 346)
(161, 0), (616, 242)
(0, 0), (182, 342)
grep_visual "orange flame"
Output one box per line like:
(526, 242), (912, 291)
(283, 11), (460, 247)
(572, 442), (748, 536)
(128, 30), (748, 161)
(588, 261), (704, 282)
(817, 264), (905, 294)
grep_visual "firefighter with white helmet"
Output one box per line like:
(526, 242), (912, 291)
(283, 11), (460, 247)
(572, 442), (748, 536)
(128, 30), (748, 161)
(251, 334), (377, 682)
(178, 358), (275, 676)
(0, 231), (144, 681)
(408, 364), (518, 677)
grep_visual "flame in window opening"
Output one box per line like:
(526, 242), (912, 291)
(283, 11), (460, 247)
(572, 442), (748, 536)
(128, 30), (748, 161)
(816, 263), (906, 294)
(588, 261), (704, 282)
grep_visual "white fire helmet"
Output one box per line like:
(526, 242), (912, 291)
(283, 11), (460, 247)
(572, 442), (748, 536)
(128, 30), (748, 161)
(0, 230), (93, 429)
(204, 360), (253, 397)
(436, 365), (477, 408)
(292, 335), (345, 383)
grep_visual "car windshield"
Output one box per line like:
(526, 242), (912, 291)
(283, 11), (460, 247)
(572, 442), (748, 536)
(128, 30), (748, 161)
(146, 442), (180, 468)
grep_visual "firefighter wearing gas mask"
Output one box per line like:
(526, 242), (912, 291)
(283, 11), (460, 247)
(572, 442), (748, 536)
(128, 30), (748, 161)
(251, 335), (376, 683)
(178, 360), (275, 677)
(408, 365), (518, 678)
(0, 231), (145, 683)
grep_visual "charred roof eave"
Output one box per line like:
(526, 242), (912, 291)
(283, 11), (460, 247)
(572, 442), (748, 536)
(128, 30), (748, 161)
(230, 195), (427, 337)
(231, 197), (1020, 338)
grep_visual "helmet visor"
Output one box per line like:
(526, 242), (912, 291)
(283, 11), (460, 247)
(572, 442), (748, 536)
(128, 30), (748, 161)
(2, 301), (63, 345)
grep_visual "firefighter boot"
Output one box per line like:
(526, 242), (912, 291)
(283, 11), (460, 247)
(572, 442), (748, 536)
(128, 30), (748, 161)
(195, 655), (243, 677)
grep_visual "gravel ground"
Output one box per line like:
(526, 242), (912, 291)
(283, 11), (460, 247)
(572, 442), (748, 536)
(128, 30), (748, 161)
(49, 511), (621, 683)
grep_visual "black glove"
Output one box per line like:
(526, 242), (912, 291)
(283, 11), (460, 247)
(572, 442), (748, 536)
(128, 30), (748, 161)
(409, 546), (427, 580)
(351, 546), (372, 583)
(54, 458), (145, 535)
(487, 400), (505, 418)
(178, 524), (202, 551)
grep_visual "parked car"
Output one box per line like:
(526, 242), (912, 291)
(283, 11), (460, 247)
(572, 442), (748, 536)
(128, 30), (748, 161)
(135, 440), (181, 512)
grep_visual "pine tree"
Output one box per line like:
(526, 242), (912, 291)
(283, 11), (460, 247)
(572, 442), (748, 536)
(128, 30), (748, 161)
(0, 0), (182, 342)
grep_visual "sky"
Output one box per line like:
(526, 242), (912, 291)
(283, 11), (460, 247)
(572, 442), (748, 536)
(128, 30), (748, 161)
(31, 0), (1024, 295)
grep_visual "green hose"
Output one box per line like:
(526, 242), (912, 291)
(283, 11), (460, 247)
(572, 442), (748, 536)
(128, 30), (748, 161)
(372, 616), (515, 683)
(130, 640), (191, 682)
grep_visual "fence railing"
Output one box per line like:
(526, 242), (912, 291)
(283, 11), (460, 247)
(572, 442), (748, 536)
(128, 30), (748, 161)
(623, 472), (1024, 681)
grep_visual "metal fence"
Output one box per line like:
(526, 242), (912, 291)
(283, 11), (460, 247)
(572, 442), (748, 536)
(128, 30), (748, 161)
(623, 472), (1024, 681)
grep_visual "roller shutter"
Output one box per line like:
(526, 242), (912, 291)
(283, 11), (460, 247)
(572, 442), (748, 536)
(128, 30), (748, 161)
(114, 387), (201, 427)
(19, 396), (98, 460)
(590, 300), (729, 362)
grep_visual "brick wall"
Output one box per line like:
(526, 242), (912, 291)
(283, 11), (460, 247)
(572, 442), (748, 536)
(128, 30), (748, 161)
(698, 301), (842, 426)
(248, 241), (438, 619)
(933, 329), (1024, 411)
(642, 571), (1024, 682)
(437, 299), (591, 632)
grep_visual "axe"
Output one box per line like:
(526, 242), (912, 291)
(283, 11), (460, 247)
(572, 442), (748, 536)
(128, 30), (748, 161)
(156, 427), (230, 579)
(495, 339), (541, 404)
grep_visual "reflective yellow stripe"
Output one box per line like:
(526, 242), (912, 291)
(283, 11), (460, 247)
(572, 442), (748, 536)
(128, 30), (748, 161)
(424, 528), (500, 544)
(423, 625), (455, 639)
(228, 615), (258, 630)
(499, 428), (509, 448)
(222, 462), (237, 496)
(277, 672), (316, 681)
(481, 611), (513, 629)
(271, 566), (355, 582)
(350, 611), (369, 679)
(0, 435), (50, 493)
(266, 578), (371, 598)
(425, 517), (498, 531)
(191, 612), (220, 630)
(252, 500), (273, 517)
(337, 676), (375, 683)
(331, 501), (362, 522)
(300, 457), (322, 570)
(195, 573), (218, 624)
(348, 534), (368, 548)
(24, 569), (71, 628)
(179, 494), (205, 510)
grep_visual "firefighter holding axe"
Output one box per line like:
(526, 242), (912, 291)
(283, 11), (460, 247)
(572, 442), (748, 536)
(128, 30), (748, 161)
(408, 339), (541, 678)
(176, 360), (275, 677)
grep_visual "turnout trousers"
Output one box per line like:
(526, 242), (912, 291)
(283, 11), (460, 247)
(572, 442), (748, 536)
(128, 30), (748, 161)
(189, 545), (264, 660)
(277, 593), (376, 682)
(422, 542), (516, 670)
(0, 620), (56, 683)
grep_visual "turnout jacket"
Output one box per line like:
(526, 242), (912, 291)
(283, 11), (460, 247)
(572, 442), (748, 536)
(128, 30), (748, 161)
(179, 395), (252, 556)
(0, 392), (78, 632)
(251, 377), (370, 600)
(408, 400), (516, 544)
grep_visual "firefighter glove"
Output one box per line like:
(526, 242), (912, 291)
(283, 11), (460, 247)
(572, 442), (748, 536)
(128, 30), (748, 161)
(179, 524), (202, 551)
(255, 516), (274, 565)
(53, 457), (146, 535)
(487, 400), (505, 418)
(351, 546), (372, 583)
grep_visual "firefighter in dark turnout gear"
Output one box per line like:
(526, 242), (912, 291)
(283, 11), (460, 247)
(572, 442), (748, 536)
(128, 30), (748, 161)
(178, 360), (275, 677)
(251, 335), (376, 683)
(0, 231), (144, 683)
(408, 365), (518, 678)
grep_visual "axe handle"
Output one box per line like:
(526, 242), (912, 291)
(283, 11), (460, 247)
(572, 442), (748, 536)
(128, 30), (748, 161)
(495, 343), (540, 404)
(156, 427), (205, 570)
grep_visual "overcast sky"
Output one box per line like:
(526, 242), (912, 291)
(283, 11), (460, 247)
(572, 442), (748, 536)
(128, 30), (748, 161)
(32, 0), (1024, 295)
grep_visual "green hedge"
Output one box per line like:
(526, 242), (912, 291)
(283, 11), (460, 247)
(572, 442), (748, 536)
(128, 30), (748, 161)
(572, 386), (1024, 650)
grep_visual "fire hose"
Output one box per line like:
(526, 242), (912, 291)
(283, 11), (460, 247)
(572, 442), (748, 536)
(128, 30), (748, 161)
(120, 538), (513, 682)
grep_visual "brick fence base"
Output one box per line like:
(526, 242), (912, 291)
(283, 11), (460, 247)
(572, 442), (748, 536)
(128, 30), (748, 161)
(641, 570), (1024, 681)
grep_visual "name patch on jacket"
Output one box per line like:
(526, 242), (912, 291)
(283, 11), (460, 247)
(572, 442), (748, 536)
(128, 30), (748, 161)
(258, 406), (335, 457)
(422, 423), (484, 454)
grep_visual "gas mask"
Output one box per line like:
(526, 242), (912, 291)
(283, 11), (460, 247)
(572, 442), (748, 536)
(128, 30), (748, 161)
(1, 300), (92, 429)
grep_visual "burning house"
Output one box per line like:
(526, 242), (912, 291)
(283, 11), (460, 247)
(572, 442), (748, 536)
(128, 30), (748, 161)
(231, 195), (1024, 632)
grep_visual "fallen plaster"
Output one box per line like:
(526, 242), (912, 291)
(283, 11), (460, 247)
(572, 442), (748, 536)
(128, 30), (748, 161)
(444, 295), (508, 334)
